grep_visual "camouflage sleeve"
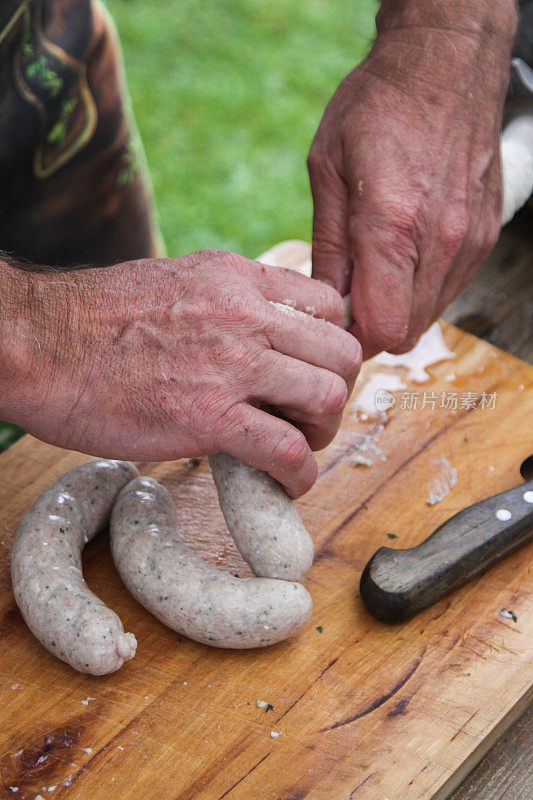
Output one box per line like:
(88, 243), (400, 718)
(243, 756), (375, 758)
(0, 0), (165, 269)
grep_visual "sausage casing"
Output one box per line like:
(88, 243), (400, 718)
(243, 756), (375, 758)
(11, 459), (139, 675)
(209, 453), (314, 580)
(111, 477), (312, 648)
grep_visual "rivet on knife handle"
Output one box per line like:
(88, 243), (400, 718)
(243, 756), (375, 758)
(360, 480), (533, 623)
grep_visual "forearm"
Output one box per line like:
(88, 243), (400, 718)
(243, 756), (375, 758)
(377, 0), (518, 39)
(0, 258), (34, 422)
(368, 0), (518, 102)
(0, 257), (72, 427)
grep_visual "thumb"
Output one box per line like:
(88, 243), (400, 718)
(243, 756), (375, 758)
(307, 152), (352, 296)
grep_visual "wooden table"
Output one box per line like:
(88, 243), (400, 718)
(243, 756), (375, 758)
(443, 206), (533, 800)
(3, 209), (532, 800)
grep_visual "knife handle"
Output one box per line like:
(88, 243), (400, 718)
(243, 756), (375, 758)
(360, 479), (533, 623)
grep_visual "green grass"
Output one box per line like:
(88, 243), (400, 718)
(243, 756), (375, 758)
(1, 0), (377, 452)
(109, 0), (377, 257)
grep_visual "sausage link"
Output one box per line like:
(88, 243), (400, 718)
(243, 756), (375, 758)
(11, 459), (139, 675)
(205, 249), (315, 582)
(110, 477), (312, 648)
(209, 453), (314, 580)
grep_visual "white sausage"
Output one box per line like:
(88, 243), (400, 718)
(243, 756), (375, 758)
(207, 251), (315, 582)
(11, 459), (139, 675)
(209, 453), (314, 580)
(110, 477), (312, 648)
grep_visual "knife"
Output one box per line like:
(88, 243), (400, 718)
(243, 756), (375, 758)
(360, 456), (533, 623)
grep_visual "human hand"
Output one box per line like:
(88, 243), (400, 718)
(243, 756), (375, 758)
(308, 0), (518, 358)
(5, 250), (361, 497)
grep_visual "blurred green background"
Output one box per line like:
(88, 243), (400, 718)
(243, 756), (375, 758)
(111, 0), (377, 257)
(0, 0), (377, 452)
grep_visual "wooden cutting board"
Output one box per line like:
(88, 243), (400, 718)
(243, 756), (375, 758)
(0, 242), (531, 800)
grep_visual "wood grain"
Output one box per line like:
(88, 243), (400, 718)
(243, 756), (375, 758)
(448, 703), (533, 800)
(442, 208), (533, 799)
(0, 241), (532, 800)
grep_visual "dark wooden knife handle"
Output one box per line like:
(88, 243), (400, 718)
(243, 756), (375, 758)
(360, 479), (533, 623)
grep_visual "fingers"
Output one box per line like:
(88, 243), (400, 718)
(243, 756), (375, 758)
(391, 200), (499, 352)
(388, 204), (474, 352)
(307, 152), (353, 296)
(432, 204), (500, 321)
(347, 213), (416, 359)
(263, 303), (362, 396)
(245, 258), (346, 328)
(386, 256), (447, 354)
(431, 251), (483, 324)
(215, 404), (318, 498)
(252, 350), (349, 451)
